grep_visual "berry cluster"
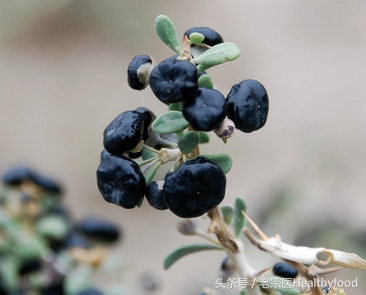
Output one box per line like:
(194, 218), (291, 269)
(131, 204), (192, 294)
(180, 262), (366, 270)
(96, 15), (269, 218)
(0, 165), (123, 295)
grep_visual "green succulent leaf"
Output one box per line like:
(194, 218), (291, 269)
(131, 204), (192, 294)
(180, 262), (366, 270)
(198, 131), (210, 144)
(221, 204), (234, 225)
(198, 73), (214, 89)
(36, 214), (69, 241)
(0, 256), (19, 291)
(194, 42), (241, 71)
(154, 15), (181, 53)
(13, 232), (47, 261)
(141, 148), (158, 161)
(259, 276), (301, 294)
(152, 111), (189, 134)
(189, 32), (205, 44)
(199, 153), (233, 174)
(64, 266), (92, 295)
(168, 102), (182, 112)
(178, 131), (199, 154)
(164, 244), (223, 270)
(232, 198), (247, 237)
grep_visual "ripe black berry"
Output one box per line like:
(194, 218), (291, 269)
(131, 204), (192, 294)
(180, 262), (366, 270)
(1, 165), (62, 194)
(78, 217), (120, 243)
(1, 165), (35, 185)
(145, 181), (167, 210)
(127, 55), (153, 90)
(184, 27), (224, 47)
(226, 79), (269, 133)
(135, 107), (156, 140)
(103, 110), (145, 155)
(272, 262), (298, 279)
(96, 151), (146, 209)
(182, 87), (228, 131)
(32, 173), (63, 194)
(65, 231), (90, 249)
(163, 157), (226, 218)
(149, 57), (199, 104)
(18, 258), (42, 276)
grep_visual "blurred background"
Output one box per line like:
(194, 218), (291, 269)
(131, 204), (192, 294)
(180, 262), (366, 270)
(1, 0), (366, 294)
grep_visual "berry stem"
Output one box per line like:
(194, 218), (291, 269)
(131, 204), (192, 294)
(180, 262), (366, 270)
(137, 156), (159, 167)
(143, 145), (160, 154)
(207, 207), (262, 294)
(195, 230), (223, 247)
(145, 161), (162, 184)
(140, 157), (161, 174)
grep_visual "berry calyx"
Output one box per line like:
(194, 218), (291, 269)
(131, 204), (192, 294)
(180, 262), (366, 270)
(163, 157), (226, 218)
(149, 57), (199, 104)
(96, 151), (146, 209)
(226, 79), (269, 133)
(103, 110), (145, 155)
(182, 87), (228, 131)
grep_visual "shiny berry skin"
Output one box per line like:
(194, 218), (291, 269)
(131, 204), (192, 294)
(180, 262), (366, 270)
(78, 217), (120, 243)
(184, 27), (224, 47)
(182, 87), (228, 131)
(272, 262), (298, 279)
(135, 107), (156, 140)
(149, 57), (199, 104)
(226, 79), (269, 133)
(163, 157), (226, 218)
(103, 110), (144, 155)
(145, 181), (167, 210)
(96, 151), (146, 209)
(127, 55), (153, 90)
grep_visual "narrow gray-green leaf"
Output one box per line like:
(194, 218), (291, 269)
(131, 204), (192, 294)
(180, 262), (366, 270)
(178, 131), (199, 154)
(199, 154), (233, 174)
(168, 102), (182, 112)
(154, 15), (181, 53)
(198, 131), (210, 144)
(189, 32), (205, 44)
(36, 215), (69, 241)
(198, 73), (214, 89)
(64, 267), (92, 295)
(232, 198), (247, 237)
(164, 244), (223, 270)
(0, 256), (19, 291)
(221, 204), (234, 225)
(194, 42), (240, 71)
(152, 111), (189, 134)
(141, 148), (158, 161)
(259, 276), (301, 294)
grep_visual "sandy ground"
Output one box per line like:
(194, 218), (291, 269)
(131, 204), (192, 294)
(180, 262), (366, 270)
(1, 1), (366, 294)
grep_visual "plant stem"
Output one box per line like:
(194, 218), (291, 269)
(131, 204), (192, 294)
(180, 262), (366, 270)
(207, 207), (262, 294)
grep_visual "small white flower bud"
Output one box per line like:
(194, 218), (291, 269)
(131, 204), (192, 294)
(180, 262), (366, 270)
(176, 218), (199, 235)
(213, 117), (236, 141)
